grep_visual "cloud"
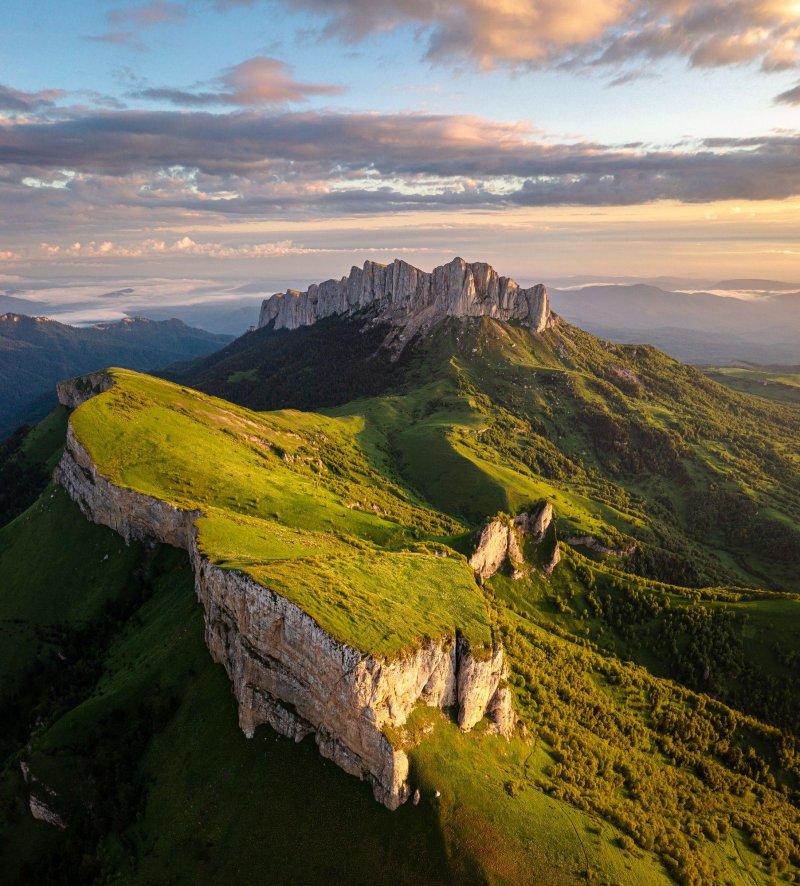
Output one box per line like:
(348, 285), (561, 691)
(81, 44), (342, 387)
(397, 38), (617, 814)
(776, 80), (800, 104)
(2, 108), (800, 218)
(85, 0), (186, 51)
(607, 70), (657, 88)
(133, 56), (345, 107)
(108, 1), (186, 27)
(83, 31), (147, 51)
(272, 0), (800, 87)
(24, 236), (442, 262)
(0, 85), (65, 112)
(36, 236), (305, 259)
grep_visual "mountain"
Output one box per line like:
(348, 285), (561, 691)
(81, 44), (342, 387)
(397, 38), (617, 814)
(717, 278), (800, 291)
(0, 294), (42, 315)
(3, 258), (800, 885)
(549, 283), (800, 364)
(0, 314), (231, 437)
(135, 299), (261, 336)
(258, 256), (552, 337)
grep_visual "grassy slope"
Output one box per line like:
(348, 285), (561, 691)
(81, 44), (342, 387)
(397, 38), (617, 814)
(5, 315), (800, 885)
(0, 406), (69, 526)
(0, 403), (139, 697)
(69, 369), (491, 657)
(0, 490), (670, 886)
(407, 710), (674, 886)
(0, 502), (454, 885)
(184, 313), (800, 593)
(703, 366), (800, 405)
(0, 487), (142, 696)
(329, 318), (800, 596)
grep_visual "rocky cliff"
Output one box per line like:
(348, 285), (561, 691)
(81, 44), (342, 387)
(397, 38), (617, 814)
(55, 370), (114, 410)
(469, 502), (559, 581)
(54, 379), (513, 809)
(258, 257), (554, 339)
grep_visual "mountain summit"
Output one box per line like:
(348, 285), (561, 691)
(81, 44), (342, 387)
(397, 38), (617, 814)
(258, 257), (553, 337)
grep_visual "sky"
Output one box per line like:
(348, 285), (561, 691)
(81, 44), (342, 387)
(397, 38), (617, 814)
(2, 0), (800, 288)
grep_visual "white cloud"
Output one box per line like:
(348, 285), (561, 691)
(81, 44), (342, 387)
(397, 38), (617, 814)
(34, 237), (309, 260)
(278, 0), (800, 82)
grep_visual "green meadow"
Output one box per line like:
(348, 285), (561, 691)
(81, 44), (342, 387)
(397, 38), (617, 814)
(703, 365), (800, 405)
(69, 369), (492, 656)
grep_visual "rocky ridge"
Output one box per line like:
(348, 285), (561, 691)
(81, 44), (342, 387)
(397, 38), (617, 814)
(258, 257), (554, 341)
(20, 762), (67, 831)
(469, 502), (560, 581)
(53, 376), (513, 810)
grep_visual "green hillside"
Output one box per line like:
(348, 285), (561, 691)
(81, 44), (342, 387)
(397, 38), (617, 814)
(0, 314), (231, 438)
(2, 314), (800, 884)
(190, 315), (800, 593)
(703, 365), (800, 405)
(69, 368), (491, 656)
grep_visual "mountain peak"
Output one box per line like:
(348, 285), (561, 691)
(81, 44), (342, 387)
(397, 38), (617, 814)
(257, 257), (554, 337)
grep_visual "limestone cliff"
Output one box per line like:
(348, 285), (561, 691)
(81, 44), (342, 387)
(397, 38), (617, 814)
(54, 381), (513, 810)
(20, 762), (66, 830)
(469, 502), (558, 582)
(258, 257), (554, 339)
(56, 370), (113, 410)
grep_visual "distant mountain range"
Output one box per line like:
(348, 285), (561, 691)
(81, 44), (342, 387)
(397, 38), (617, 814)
(548, 283), (800, 364)
(0, 314), (231, 437)
(3, 272), (800, 366)
(134, 300), (261, 337)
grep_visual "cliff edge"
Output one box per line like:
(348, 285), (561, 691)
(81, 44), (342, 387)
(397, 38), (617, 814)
(53, 371), (514, 809)
(258, 256), (554, 339)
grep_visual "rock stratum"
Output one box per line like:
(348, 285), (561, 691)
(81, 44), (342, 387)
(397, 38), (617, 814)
(53, 375), (513, 810)
(258, 257), (554, 338)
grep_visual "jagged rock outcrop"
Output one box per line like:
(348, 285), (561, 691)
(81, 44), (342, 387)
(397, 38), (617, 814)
(469, 520), (510, 581)
(469, 502), (557, 582)
(28, 794), (67, 830)
(542, 539), (561, 577)
(20, 762), (66, 830)
(54, 381), (513, 810)
(258, 257), (554, 340)
(56, 370), (113, 410)
(518, 501), (553, 539)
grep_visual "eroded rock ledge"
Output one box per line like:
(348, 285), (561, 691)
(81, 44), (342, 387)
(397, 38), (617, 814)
(259, 256), (554, 338)
(54, 379), (512, 809)
(469, 502), (560, 581)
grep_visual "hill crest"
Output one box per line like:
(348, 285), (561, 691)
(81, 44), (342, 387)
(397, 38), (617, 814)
(258, 256), (553, 339)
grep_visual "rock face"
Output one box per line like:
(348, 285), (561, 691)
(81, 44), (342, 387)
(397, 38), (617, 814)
(469, 520), (510, 581)
(28, 794), (67, 830)
(20, 761), (67, 830)
(521, 501), (553, 539)
(54, 382), (513, 809)
(469, 502), (557, 582)
(56, 370), (113, 410)
(258, 257), (554, 338)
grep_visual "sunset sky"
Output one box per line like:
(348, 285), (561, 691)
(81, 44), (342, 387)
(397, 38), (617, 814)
(3, 0), (800, 284)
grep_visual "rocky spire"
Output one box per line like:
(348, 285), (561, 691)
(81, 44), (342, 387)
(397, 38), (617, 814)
(257, 257), (554, 336)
